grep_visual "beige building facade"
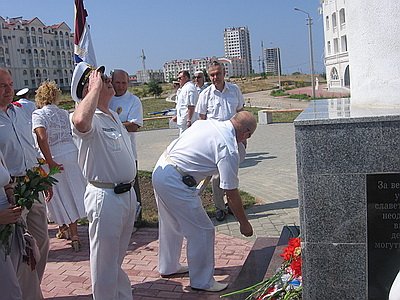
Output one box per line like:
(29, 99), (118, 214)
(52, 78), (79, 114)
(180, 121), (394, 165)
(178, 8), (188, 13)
(0, 16), (74, 91)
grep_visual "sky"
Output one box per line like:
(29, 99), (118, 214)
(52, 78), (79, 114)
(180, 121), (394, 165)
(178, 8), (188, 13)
(0, 0), (325, 75)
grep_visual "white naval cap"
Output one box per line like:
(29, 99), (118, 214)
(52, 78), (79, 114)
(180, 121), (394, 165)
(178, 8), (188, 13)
(16, 87), (29, 97)
(71, 62), (105, 102)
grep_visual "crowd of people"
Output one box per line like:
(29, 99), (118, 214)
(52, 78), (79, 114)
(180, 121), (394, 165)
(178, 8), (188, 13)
(0, 60), (256, 299)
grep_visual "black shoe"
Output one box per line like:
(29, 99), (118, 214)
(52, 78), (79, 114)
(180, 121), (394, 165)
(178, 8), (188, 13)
(215, 209), (226, 221)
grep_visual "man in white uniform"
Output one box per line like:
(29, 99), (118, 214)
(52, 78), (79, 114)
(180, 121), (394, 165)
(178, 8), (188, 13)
(152, 110), (256, 292)
(0, 68), (49, 300)
(195, 61), (245, 222)
(109, 69), (143, 225)
(172, 70), (198, 135)
(71, 62), (137, 300)
(16, 87), (36, 116)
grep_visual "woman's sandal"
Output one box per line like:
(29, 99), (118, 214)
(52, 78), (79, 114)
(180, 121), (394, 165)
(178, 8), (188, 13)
(71, 236), (81, 252)
(55, 225), (70, 240)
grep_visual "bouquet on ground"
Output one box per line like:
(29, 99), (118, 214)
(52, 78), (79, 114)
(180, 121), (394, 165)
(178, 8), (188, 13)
(221, 237), (302, 300)
(0, 159), (60, 257)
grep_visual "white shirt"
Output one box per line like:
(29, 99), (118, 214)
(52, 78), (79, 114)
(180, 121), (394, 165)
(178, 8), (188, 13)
(167, 119), (239, 190)
(175, 81), (198, 126)
(109, 92), (143, 158)
(32, 105), (73, 147)
(0, 105), (39, 176)
(72, 109), (136, 184)
(195, 82), (244, 121)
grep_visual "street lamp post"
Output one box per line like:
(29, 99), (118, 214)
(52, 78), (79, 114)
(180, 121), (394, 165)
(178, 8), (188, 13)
(294, 7), (316, 99)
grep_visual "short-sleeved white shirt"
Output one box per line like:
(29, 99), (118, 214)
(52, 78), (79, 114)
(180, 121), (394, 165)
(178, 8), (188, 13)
(72, 109), (136, 184)
(167, 119), (239, 190)
(175, 81), (199, 126)
(0, 105), (39, 176)
(32, 105), (73, 147)
(109, 92), (143, 158)
(195, 82), (244, 121)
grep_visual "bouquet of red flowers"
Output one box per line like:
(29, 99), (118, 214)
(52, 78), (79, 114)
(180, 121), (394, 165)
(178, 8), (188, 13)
(0, 159), (60, 257)
(221, 237), (302, 300)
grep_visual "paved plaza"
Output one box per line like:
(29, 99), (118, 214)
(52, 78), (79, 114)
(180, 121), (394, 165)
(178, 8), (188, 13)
(41, 94), (306, 299)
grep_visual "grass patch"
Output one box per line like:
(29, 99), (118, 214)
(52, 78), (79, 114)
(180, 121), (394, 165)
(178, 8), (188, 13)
(288, 93), (311, 100)
(270, 89), (289, 97)
(136, 170), (256, 228)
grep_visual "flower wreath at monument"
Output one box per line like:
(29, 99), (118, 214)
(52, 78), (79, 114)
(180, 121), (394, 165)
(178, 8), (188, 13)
(221, 237), (302, 300)
(0, 159), (60, 259)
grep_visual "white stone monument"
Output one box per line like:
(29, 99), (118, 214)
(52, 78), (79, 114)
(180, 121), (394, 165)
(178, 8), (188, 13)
(294, 2), (400, 299)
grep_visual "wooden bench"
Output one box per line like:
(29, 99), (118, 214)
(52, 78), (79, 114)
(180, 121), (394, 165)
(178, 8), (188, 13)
(258, 108), (304, 124)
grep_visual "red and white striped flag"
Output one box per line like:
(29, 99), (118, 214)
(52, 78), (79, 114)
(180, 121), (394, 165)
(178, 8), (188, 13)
(74, 0), (97, 66)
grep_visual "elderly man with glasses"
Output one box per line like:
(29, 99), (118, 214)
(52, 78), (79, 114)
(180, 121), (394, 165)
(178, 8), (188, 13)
(71, 62), (138, 300)
(193, 70), (209, 94)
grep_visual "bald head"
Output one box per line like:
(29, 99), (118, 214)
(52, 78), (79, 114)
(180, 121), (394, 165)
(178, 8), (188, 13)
(111, 69), (129, 96)
(230, 111), (257, 143)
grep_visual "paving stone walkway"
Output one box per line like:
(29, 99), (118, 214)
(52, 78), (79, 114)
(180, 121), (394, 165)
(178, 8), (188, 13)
(41, 96), (305, 299)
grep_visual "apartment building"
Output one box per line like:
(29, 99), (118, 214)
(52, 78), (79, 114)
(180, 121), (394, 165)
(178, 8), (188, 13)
(321, 0), (350, 90)
(136, 69), (164, 83)
(223, 26), (252, 77)
(0, 16), (74, 90)
(264, 47), (281, 76)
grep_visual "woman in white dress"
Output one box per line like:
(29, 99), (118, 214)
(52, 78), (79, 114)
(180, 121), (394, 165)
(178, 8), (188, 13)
(0, 151), (23, 299)
(32, 81), (86, 251)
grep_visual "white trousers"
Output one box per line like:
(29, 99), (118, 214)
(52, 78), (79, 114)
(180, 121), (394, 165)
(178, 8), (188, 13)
(1, 226), (22, 300)
(85, 184), (137, 300)
(152, 156), (215, 289)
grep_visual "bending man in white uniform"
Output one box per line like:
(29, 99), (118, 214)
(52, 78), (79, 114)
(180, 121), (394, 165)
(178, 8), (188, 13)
(71, 62), (137, 300)
(152, 110), (256, 292)
(195, 60), (245, 222)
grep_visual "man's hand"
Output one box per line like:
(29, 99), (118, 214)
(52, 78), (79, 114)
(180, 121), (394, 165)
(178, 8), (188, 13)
(0, 205), (22, 224)
(225, 188), (253, 237)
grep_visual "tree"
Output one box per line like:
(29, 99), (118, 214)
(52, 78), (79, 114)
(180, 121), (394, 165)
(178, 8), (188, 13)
(147, 80), (162, 98)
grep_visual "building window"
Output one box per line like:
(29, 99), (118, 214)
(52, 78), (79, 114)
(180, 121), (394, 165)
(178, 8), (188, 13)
(330, 67), (339, 80)
(333, 38), (339, 54)
(326, 16), (330, 30)
(24, 80), (28, 86)
(332, 12), (337, 29)
(22, 59), (27, 65)
(23, 70), (27, 75)
(339, 8), (346, 25)
(19, 37), (24, 44)
(341, 35), (347, 52)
